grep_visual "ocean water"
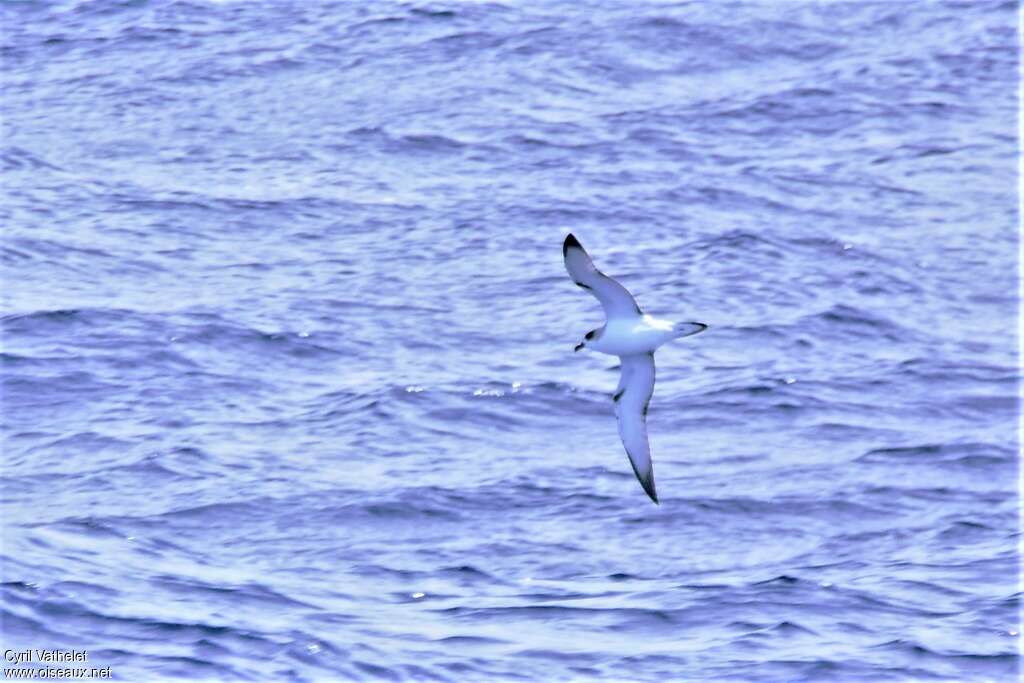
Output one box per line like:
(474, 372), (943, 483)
(1, 0), (1020, 681)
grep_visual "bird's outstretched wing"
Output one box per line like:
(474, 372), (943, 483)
(613, 353), (658, 503)
(563, 234), (642, 320)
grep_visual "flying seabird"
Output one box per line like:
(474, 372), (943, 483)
(563, 233), (706, 504)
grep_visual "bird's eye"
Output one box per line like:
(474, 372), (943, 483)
(585, 331), (595, 340)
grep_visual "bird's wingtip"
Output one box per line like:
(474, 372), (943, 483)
(643, 478), (659, 505)
(627, 457), (659, 504)
(563, 233), (582, 256)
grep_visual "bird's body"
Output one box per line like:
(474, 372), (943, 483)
(586, 314), (695, 357)
(563, 233), (706, 504)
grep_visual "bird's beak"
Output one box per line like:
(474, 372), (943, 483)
(574, 343), (585, 353)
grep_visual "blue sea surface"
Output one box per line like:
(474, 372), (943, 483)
(1, 1), (1019, 681)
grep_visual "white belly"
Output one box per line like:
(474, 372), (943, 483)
(590, 316), (675, 356)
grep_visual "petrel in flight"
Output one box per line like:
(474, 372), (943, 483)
(563, 234), (706, 503)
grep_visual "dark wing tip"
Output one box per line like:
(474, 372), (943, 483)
(626, 453), (659, 504)
(563, 233), (583, 257)
(641, 472), (659, 504)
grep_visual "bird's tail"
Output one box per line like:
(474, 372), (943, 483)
(672, 322), (707, 339)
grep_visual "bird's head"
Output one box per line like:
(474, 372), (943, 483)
(574, 329), (598, 352)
